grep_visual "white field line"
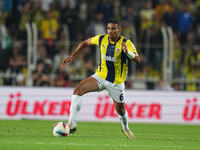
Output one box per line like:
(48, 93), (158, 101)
(1, 132), (200, 139)
(0, 141), (199, 149)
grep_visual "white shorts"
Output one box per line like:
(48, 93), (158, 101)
(91, 73), (125, 103)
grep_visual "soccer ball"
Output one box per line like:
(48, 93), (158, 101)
(52, 122), (70, 137)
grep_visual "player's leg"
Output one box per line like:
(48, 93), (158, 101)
(107, 83), (135, 139)
(106, 85), (129, 130)
(113, 100), (135, 139)
(113, 100), (129, 130)
(73, 76), (99, 96)
(68, 77), (98, 133)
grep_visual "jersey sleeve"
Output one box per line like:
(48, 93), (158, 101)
(126, 40), (138, 55)
(91, 34), (102, 46)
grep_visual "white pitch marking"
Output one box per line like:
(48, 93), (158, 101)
(0, 141), (200, 149)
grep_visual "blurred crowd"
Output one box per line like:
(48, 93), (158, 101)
(0, 0), (200, 91)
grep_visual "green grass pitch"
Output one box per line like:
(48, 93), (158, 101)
(0, 120), (199, 150)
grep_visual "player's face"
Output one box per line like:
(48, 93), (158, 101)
(107, 23), (120, 42)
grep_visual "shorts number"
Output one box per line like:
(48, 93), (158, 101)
(119, 94), (124, 101)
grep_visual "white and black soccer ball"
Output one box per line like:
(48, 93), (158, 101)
(52, 122), (70, 137)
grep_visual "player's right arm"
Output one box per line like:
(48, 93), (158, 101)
(62, 34), (102, 65)
(62, 38), (92, 65)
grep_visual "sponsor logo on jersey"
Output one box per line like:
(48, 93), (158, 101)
(102, 54), (117, 62)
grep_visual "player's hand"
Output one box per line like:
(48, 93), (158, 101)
(122, 42), (128, 54)
(139, 54), (144, 62)
(62, 56), (73, 66)
(134, 54), (144, 63)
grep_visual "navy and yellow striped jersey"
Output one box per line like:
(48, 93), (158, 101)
(91, 34), (138, 84)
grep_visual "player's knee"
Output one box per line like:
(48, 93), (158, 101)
(73, 86), (84, 96)
(116, 107), (125, 116)
(117, 110), (125, 116)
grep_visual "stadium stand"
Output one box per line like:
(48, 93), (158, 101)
(0, 0), (200, 91)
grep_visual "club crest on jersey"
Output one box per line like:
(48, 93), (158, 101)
(116, 48), (120, 53)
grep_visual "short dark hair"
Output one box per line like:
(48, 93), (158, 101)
(107, 19), (120, 26)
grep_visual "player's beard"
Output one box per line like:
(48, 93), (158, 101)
(109, 34), (117, 42)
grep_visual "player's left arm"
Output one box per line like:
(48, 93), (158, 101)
(122, 40), (143, 63)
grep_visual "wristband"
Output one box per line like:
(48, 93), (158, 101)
(126, 51), (136, 59)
